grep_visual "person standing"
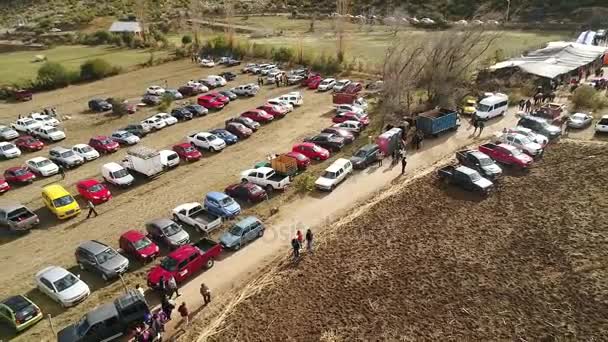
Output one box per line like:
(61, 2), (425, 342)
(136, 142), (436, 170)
(477, 118), (485, 136)
(416, 130), (424, 150)
(291, 238), (300, 260)
(86, 200), (98, 219)
(296, 230), (304, 250)
(305, 229), (313, 253)
(178, 302), (189, 328)
(167, 275), (180, 298)
(58, 164), (66, 180)
(401, 152), (407, 175)
(161, 295), (175, 321)
(200, 283), (211, 305)
(376, 150), (384, 167)
(518, 99), (525, 111)
(471, 115), (479, 135)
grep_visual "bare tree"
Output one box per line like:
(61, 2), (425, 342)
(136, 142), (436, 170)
(224, 0), (236, 49)
(134, 0), (149, 42)
(335, 0), (351, 62)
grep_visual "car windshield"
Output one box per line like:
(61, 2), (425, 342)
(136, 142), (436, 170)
(133, 236), (152, 250)
(322, 171), (337, 179)
(60, 151), (75, 158)
(250, 185), (263, 194)
(80, 146), (93, 153)
(53, 273), (79, 292)
(161, 223), (181, 236)
(183, 146), (196, 153)
(599, 118), (608, 125)
(88, 184), (104, 192)
(477, 104), (491, 112)
(75, 316), (90, 337)
(469, 172), (482, 182)
(24, 137), (37, 144)
(478, 157), (493, 166)
(13, 168), (28, 176)
(354, 149), (369, 158)
(23, 119), (36, 126)
(571, 114), (586, 120)
(95, 248), (117, 263)
(112, 169), (129, 178)
(100, 139), (112, 145)
(37, 159), (52, 167)
(220, 197), (234, 206)
(229, 225), (243, 236)
(46, 128), (58, 133)
(52, 195), (74, 207)
(518, 136), (532, 144)
(208, 134), (219, 141)
(160, 256), (179, 271)
(0, 127), (10, 133)
(1, 144), (14, 151)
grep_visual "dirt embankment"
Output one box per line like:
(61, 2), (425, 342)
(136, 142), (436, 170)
(203, 140), (608, 341)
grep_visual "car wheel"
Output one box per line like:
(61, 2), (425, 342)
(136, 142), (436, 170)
(234, 243), (241, 251)
(205, 259), (214, 269)
(258, 229), (264, 238)
(330, 185), (336, 192)
(265, 185), (274, 194)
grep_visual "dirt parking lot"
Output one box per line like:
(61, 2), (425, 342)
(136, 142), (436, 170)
(0, 60), (340, 340)
(204, 140), (608, 341)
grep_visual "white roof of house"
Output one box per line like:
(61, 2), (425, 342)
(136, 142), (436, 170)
(109, 21), (142, 33)
(489, 41), (608, 79)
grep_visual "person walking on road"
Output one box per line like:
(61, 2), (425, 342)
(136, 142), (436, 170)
(375, 150), (384, 167)
(178, 302), (189, 328)
(58, 164), (66, 180)
(401, 152), (407, 175)
(518, 99), (525, 111)
(525, 99), (532, 113)
(161, 295), (175, 321)
(200, 283), (211, 305)
(415, 130), (424, 150)
(471, 115), (479, 135)
(86, 200), (98, 219)
(477, 118), (485, 137)
(291, 238), (300, 260)
(305, 229), (314, 253)
(167, 275), (180, 298)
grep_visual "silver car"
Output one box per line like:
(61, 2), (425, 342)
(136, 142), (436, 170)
(49, 147), (84, 169)
(567, 112), (593, 128)
(0, 125), (19, 141)
(145, 218), (190, 249)
(75, 240), (129, 281)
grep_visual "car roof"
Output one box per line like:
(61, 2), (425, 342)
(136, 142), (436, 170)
(73, 143), (90, 148)
(121, 229), (146, 242)
(113, 130), (128, 135)
(42, 184), (70, 196)
(358, 144), (379, 152)
(86, 302), (119, 323)
(206, 191), (228, 200)
(285, 151), (307, 160)
(78, 240), (109, 254)
(36, 265), (70, 282)
(1, 295), (33, 312)
(28, 156), (49, 163)
(316, 133), (333, 138)
(326, 158), (351, 172)
(0, 142), (13, 147)
(167, 244), (198, 260)
(235, 216), (259, 228)
(470, 151), (490, 160)
(49, 146), (70, 153)
(295, 142), (314, 148)
(601, 115), (608, 119)
(148, 218), (174, 227)
(455, 166), (477, 175)
(91, 135), (109, 140)
(174, 142), (192, 148)
(102, 162), (124, 172)
(77, 179), (100, 187)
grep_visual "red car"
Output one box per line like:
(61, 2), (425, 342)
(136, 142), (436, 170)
(285, 151), (311, 170)
(241, 109), (274, 124)
(226, 122), (252, 139)
(307, 76), (324, 90)
(302, 73), (322, 87)
(197, 94), (225, 109)
(119, 230), (160, 263)
(89, 136), (119, 154)
(146, 239), (222, 289)
(342, 82), (363, 94)
(478, 143), (533, 169)
(3, 167), (36, 184)
(333, 111), (370, 126)
(257, 104), (287, 119)
(173, 143), (202, 162)
(14, 135), (44, 152)
(76, 179), (112, 205)
(225, 182), (268, 203)
(292, 142), (330, 161)
(207, 92), (229, 104)
(321, 127), (355, 144)
(0, 178), (10, 193)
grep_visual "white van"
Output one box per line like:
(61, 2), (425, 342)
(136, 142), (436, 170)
(101, 162), (134, 188)
(475, 93), (508, 119)
(315, 158), (353, 191)
(159, 150), (180, 169)
(278, 92), (303, 107)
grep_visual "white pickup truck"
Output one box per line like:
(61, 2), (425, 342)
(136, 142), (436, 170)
(172, 202), (222, 234)
(240, 166), (290, 192)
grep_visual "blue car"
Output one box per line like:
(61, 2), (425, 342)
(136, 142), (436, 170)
(204, 192), (241, 219)
(210, 129), (238, 145)
(219, 216), (265, 251)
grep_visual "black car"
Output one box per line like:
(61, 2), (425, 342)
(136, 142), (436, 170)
(517, 115), (562, 140)
(455, 150), (502, 181)
(219, 90), (237, 101)
(350, 144), (380, 169)
(226, 117), (259, 131)
(219, 72), (237, 81)
(304, 133), (346, 152)
(171, 107), (194, 121)
(142, 94), (161, 106)
(321, 127), (355, 144)
(122, 124), (150, 138)
(178, 85), (197, 97)
(88, 98), (112, 112)
(200, 79), (218, 89)
(226, 59), (241, 66)
(184, 104), (208, 117)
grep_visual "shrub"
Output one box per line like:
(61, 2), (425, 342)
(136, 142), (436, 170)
(80, 59), (121, 81)
(109, 98), (128, 116)
(572, 85), (608, 110)
(158, 94), (173, 112)
(293, 173), (317, 193)
(36, 62), (76, 89)
(181, 35), (192, 45)
(272, 47), (294, 63)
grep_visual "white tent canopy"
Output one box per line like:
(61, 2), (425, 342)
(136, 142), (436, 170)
(489, 41), (608, 79)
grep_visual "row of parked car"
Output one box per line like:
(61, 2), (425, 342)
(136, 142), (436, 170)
(0, 113), (67, 161)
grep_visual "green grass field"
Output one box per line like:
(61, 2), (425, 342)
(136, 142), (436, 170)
(0, 45), (169, 84)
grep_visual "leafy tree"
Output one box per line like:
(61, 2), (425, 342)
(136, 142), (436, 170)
(36, 62), (74, 89)
(80, 58), (120, 81)
(182, 35), (193, 45)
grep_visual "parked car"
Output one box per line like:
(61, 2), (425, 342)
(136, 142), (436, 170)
(142, 94), (162, 106)
(335, 103), (365, 115)
(277, 92), (303, 107)
(186, 80), (209, 93)
(146, 85), (165, 96)
(455, 150), (502, 181)
(219, 216), (265, 251)
(147, 238), (222, 289)
(0, 125), (19, 141)
(76, 179), (111, 205)
(164, 88), (183, 100)
(219, 71), (237, 81)
(146, 218), (190, 249)
(119, 230), (160, 263)
(203, 75), (227, 87)
(306, 75), (324, 90)
(596, 115), (608, 133)
(42, 184), (80, 219)
(231, 84), (258, 96)
(0, 142), (21, 159)
(333, 79), (352, 92)
(101, 162), (134, 187)
(226, 116), (259, 131)
(0, 178), (9, 193)
(219, 90), (237, 101)
(257, 104), (288, 119)
(187, 132), (226, 152)
(30, 113), (60, 127)
(0, 203), (39, 232)
(333, 111), (370, 126)
(225, 182), (268, 203)
(321, 127), (355, 144)
(567, 112), (593, 128)
(505, 127), (549, 147)
(204, 192), (241, 219)
(184, 104), (208, 117)
(478, 143), (533, 169)
(142, 116), (167, 130)
(240, 166), (290, 192)
(305, 133), (346, 152)
(318, 78), (336, 91)
(198, 94), (226, 109)
(170, 107), (194, 121)
(350, 144), (380, 169)
(287, 73), (304, 85)
(173, 143), (202, 162)
(35, 266), (90, 308)
(4, 167), (36, 185)
(152, 113), (178, 126)
(32, 125), (65, 141)
(26, 156), (59, 176)
(225, 122), (252, 139)
(241, 109), (274, 124)
(210, 128), (238, 144)
(15, 135), (44, 152)
(242, 63), (257, 73)
(177, 85), (197, 97)
(0, 295), (43, 332)
(89, 136), (119, 154)
(498, 133), (543, 158)
(49, 146), (84, 168)
(172, 202), (222, 234)
(72, 144), (100, 161)
(109, 131), (140, 146)
(11, 118), (42, 134)
(14, 89), (33, 101)
(226, 58), (241, 66)
(342, 82), (363, 94)
(315, 158), (353, 191)
(88, 98), (112, 112)
(285, 151), (310, 170)
(159, 150), (180, 169)
(332, 120), (364, 134)
(438, 165), (494, 195)
(517, 115), (561, 140)
(292, 142), (330, 161)
(200, 58), (215, 67)
(122, 123), (151, 138)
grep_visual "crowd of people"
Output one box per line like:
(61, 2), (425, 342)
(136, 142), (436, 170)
(257, 73), (290, 88)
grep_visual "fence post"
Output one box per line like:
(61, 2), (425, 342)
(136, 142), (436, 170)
(118, 273), (129, 294)
(47, 314), (56, 337)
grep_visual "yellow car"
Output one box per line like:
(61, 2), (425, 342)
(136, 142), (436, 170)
(41, 184), (80, 219)
(462, 98), (477, 115)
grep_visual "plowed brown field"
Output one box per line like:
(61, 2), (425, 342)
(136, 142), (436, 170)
(205, 140), (608, 341)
